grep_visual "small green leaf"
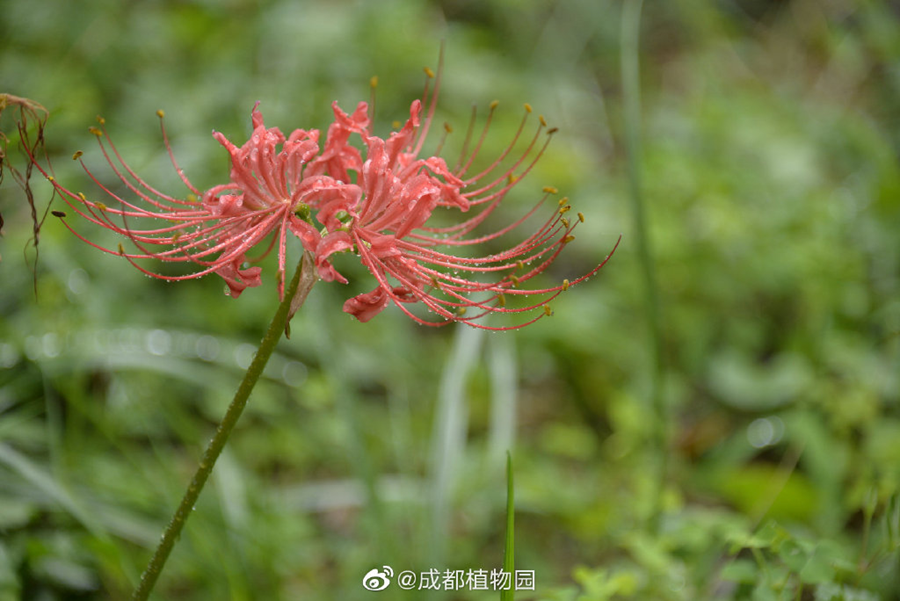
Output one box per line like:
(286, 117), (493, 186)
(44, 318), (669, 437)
(720, 559), (758, 584)
(777, 538), (808, 572)
(750, 582), (781, 601)
(798, 554), (833, 585)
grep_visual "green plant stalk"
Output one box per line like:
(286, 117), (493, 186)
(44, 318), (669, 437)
(620, 0), (666, 532)
(500, 451), (515, 601)
(133, 252), (314, 601)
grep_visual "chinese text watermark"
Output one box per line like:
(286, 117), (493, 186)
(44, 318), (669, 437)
(362, 566), (535, 592)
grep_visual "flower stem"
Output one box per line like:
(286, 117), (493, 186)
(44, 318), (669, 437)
(132, 252), (315, 600)
(621, 0), (667, 533)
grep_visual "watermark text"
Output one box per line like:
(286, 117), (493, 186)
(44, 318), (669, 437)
(362, 566), (535, 592)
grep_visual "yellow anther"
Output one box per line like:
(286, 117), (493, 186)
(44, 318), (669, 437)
(186, 193), (198, 203)
(370, 75), (378, 88)
(509, 275), (520, 287)
(516, 260), (525, 270)
(543, 305), (554, 317)
(547, 127), (558, 135)
(543, 186), (558, 194)
(95, 202), (108, 211)
(88, 126), (102, 136)
(156, 109), (165, 118)
(78, 192), (87, 201)
(490, 100), (500, 110)
(558, 196), (568, 206)
(51, 210), (66, 218)
(508, 174), (518, 184)
(457, 306), (467, 316)
(72, 150), (83, 160)
(562, 235), (575, 244)
(561, 217), (570, 228)
(539, 114), (547, 127)
(444, 122), (453, 133)
(497, 293), (506, 307)
(424, 66), (435, 78)
(117, 243), (125, 255)
(392, 120), (401, 129)
(524, 103), (533, 113)
(96, 116), (105, 125)
(562, 279), (570, 291)
(559, 205), (571, 214)
(47, 176), (55, 182)
(577, 212), (585, 223)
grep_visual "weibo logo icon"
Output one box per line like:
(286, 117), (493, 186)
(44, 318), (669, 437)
(362, 566), (393, 591)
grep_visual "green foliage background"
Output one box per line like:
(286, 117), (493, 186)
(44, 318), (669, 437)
(1, 0), (899, 599)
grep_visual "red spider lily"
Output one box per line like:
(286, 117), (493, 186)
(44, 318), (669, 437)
(38, 58), (616, 329)
(315, 67), (619, 330)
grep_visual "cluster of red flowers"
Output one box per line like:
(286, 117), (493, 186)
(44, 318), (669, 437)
(41, 62), (616, 330)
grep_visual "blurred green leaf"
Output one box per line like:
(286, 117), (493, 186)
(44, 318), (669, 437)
(720, 558), (757, 584)
(708, 352), (813, 412)
(0, 542), (20, 600)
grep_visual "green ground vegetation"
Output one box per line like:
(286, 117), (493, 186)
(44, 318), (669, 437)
(1, 1), (899, 599)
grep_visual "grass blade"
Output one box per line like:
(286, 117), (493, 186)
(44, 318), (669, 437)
(501, 451), (515, 601)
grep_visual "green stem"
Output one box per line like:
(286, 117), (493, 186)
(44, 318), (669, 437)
(500, 451), (515, 601)
(132, 252), (315, 600)
(621, 0), (666, 532)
